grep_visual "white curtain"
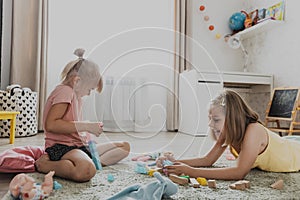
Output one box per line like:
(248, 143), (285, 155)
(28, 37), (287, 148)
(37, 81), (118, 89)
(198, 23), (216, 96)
(10, 0), (48, 130)
(166, 0), (188, 131)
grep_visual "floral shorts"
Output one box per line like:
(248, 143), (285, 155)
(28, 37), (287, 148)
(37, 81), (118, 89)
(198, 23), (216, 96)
(45, 144), (92, 161)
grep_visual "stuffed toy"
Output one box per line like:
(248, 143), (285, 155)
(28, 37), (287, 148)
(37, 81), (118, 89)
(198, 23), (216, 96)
(9, 171), (55, 200)
(107, 172), (178, 200)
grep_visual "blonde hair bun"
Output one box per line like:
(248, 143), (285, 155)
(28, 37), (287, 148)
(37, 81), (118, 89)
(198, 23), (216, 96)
(74, 48), (85, 58)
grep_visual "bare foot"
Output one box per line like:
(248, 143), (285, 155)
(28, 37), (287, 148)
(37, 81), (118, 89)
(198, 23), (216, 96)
(35, 154), (50, 173)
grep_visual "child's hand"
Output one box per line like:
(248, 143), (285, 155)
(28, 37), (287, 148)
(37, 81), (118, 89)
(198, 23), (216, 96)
(156, 152), (175, 168)
(156, 156), (166, 168)
(87, 122), (103, 137)
(165, 162), (191, 176)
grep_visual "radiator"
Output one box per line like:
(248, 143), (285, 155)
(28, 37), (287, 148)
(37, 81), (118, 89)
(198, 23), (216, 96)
(98, 76), (146, 132)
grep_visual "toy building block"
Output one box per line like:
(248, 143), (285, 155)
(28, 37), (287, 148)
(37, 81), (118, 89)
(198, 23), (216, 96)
(196, 177), (208, 186)
(135, 162), (149, 174)
(147, 162), (157, 166)
(229, 183), (235, 189)
(148, 169), (156, 177)
(148, 168), (163, 176)
(207, 179), (217, 188)
(163, 160), (174, 167)
(107, 174), (115, 182)
(169, 174), (189, 185)
(180, 175), (190, 179)
(189, 178), (200, 188)
(241, 180), (250, 188)
(235, 182), (246, 190)
(229, 180), (250, 190)
(271, 179), (284, 190)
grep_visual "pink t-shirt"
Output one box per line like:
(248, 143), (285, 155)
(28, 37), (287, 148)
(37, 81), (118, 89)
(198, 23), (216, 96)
(44, 84), (85, 149)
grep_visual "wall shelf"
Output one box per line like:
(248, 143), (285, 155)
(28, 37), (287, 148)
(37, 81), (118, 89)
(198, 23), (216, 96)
(234, 19), (283, 40)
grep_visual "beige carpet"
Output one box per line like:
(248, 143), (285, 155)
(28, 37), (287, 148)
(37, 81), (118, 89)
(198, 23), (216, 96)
(3, 158), (300, 200)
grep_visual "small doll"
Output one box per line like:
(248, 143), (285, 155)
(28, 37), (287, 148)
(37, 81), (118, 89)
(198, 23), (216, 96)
(9, 171), (55, 200)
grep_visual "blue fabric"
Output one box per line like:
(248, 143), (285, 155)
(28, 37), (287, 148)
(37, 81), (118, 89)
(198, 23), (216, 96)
(284, 135), (300, 143)
(107, 172), (178, 200)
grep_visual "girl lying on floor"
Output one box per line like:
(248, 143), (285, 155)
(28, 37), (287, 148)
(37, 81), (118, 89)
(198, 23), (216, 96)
(157, 89), (300, 180)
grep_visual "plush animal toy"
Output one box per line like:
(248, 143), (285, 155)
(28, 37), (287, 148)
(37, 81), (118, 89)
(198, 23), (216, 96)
(107, 172), (178, 200)
(9, 171), (55, 200)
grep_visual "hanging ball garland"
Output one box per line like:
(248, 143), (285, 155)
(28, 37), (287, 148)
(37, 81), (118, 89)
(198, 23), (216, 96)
(199, 4), (222, 39)
(199, 5), (205, 11)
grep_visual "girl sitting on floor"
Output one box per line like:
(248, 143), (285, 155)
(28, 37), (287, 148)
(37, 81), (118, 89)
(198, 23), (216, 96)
(35, 48), (130, 182)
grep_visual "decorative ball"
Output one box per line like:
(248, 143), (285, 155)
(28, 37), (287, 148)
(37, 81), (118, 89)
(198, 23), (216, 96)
(204, 16), (210, 21)
(229, 12), (246, 31)
(199, 5), (205, 11)
(215, 33), (221, 39)
(209, 25), (214, 31)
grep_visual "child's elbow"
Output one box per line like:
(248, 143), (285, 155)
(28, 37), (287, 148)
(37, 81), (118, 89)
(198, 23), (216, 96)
(234, 169), (250, 180)
(236, 173), (247, 180)
(44, 121), (55, 133)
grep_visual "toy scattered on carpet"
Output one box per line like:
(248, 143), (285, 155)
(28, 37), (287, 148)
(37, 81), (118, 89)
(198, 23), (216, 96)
(271, 179), (284, 190)
(134, 161), (163, 176)
(132, 152), (285, 193)
(207, 180), (217, 188)
(131, 152), (161, 162)
(107, 174), (115, 182)
(134, 162), (150, 175)
(107, 172), (178, 200)
(156, 152), (175, 168)
(88, 140), (102, 170)
(229, 180), (250, 190)
(169, 174), (189, 186)
(9, 171), (61, 200)
(134, 158), (174, 177)
(196, 177), (208, 186)
(53, 181), (62, 190)
(189, 178), (200, 188)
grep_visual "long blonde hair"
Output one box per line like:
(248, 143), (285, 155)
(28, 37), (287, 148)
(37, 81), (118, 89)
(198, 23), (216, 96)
(61, 48), (103, 92)
(210, 89), (261, 146)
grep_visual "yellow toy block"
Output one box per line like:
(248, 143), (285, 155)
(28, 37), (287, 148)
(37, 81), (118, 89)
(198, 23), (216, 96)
(148, 169), (156, 177)
(196, 177), (208, 186)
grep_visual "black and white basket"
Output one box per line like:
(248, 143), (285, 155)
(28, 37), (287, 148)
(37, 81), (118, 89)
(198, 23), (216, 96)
(0, 85), (38, 137)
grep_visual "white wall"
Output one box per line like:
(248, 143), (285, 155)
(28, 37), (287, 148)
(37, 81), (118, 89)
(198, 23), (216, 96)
(187, 0), (300, 87)
(48, 0), (174, 131)
(186, 0), (244, 72)
(248, 0), (300, 87)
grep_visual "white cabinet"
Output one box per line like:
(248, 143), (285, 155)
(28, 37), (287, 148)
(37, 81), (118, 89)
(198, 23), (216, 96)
(179, 69), (273, 136)
(179, 70), (223, 136)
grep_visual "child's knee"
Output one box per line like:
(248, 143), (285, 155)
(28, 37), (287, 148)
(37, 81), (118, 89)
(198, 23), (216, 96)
(122, 141), (131, 153)
(73, 163), (96, 182)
